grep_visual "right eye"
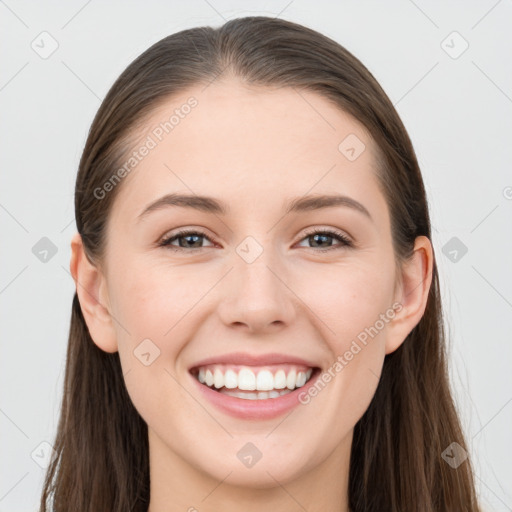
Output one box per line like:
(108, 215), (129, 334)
(158, 229), (216, 252)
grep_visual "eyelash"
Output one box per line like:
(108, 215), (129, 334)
(157, 227), (353, 253)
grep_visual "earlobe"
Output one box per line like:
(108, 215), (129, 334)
(70, 232), (118, 353)
(385, 235), (434, 355)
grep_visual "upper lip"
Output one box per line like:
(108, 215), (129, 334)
(188, 352), (320, 370)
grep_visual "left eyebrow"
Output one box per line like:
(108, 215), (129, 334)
(136, 192), (372, 223)
(285, 194), (372, 221)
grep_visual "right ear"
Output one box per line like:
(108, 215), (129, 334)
(69, 232), (118, 353)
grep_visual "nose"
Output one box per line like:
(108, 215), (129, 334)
(217, 252), (297, 334)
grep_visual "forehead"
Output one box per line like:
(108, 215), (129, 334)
(108, 78), (386, 226)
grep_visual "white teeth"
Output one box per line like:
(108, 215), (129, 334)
(213, 368), (224, 389)
(274, 369), (286, 389)
(224, 369), (238, 389)
(286, 369), (296, 390)
(256, 370), (274, 391)
(194, 365), (315, 394)
(238, 368), (256, 390)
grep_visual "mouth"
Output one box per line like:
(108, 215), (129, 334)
(189, 364), (321, 401)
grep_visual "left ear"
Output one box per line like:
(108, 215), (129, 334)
(385, 235), (434, 355)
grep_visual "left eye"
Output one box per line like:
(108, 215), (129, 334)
(158, 228), (353, 252)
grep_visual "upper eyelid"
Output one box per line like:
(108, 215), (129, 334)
(160, 227), (352, 247)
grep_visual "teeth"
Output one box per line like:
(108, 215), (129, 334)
(213, 368), (224, 389)
(238, 368), (256, 390)
(194, 365), (314, 393)
(256, 370), (274, 391)
(274, 370), (286, 389)
(224, 369), (238, 389)
(286, 369), (297, 390)
(220, 388), (292, 400)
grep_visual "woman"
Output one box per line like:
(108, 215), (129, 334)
(40, 16), (481, 512)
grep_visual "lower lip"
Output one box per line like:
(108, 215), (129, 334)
(189, 369), (321, 420)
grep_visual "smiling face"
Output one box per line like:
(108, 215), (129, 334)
(71, 78), (432, 496)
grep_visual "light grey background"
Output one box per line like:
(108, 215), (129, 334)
(1, 1), (511, 510)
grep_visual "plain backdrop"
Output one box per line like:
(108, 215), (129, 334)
(1, 1), (511, 510)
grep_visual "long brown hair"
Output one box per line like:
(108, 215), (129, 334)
(40, 16), (481, 511)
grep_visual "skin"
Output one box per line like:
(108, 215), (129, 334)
(70, 78), (433, 512)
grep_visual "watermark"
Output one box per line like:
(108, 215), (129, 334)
(442, 236), (468, 263)
(133, 338), (161, 366)
(338, 133), (366, 161)
(237, 442), (263, 468)
(93, 96), (198, 200)
(441, 441), (468, 468)
(440, 31), (469, 60)
(31, 31), (59, 59)
(298, 301), (403, 405)
(31, 441), (57, 469)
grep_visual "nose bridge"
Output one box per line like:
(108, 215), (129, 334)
(217, 235), (296, 332)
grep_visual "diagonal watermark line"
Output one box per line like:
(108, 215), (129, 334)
(0, 202), (29, 232)
(489, 463), (509, 500)
(0, 265), (28, 295)
(368, 367), (380, 380)
(472, 61), (512, 104)
(471, 265), (512, 309)
(163, 368), (233, 438)
(61, 61), (101, 100)
(202, 0), (227, 22)
(292, 86), (336, 130)
(265, 265), (337, 335)
(472, 396), (512, 439)
(265, 409), (296, 438)
(274, 0), (295, 19)
(265, 471), (308, 511)
(407, 0), (439, 28)
(0, 62), (29, 92)
(0, 472), (29, 502)
(201, 471), (233, 502)
(61, 0), (93, 29)
(476, 474), (512, 511)
(394, 61), (439, 106)
(0, 408), (29, 439)
(471, 0), (503, 30)
(0, 0), (29, 28)
(60, 217), (75, 233)
(470, 204), (499, 233)
(200, 61), (230, 92)
(163, 267), (234, 336)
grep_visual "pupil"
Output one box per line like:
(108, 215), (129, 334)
(312, 234), (330, 247)
(182, 234), (201, 247)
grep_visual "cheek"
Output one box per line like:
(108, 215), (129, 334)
(110, 255), (204, 340)
(297, 260), (395, 344)
(110, 262), (201, 425)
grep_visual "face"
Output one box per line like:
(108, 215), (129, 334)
(76, 78), (428, 489)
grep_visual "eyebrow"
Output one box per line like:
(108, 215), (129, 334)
(137, 193), (372, 222)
